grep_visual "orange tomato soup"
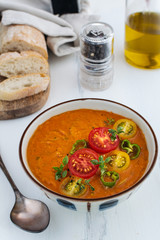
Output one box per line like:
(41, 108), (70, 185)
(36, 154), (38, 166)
(27, 109), (148, 199)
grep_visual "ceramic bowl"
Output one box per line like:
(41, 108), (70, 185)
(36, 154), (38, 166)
(19, 98), (158, 212)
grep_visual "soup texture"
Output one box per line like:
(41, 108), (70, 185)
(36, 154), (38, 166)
(27, 109), (148, 199)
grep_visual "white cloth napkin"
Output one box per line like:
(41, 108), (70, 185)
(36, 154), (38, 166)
(0, 0), (99, 56)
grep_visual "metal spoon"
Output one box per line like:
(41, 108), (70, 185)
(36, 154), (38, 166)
(0, 154), (50, 232)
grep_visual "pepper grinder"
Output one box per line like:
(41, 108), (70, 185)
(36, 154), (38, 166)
(79, 22), (114, 91)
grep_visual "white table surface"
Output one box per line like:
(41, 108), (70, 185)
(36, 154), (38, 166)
(1, 0), (160, 239)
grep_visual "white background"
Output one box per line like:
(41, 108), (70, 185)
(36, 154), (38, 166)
(0, 0), (160, 239)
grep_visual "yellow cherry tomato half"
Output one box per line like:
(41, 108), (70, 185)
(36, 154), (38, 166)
(60, 177), (87, 197)
(107, 150), (130, 171)
(113, 119), (137, 139)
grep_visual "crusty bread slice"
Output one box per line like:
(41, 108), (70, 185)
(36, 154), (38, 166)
(0, 73), (50, 101)
(0, 85), (50, 120)
(0, 51), (49, 78)
(0, 24), (48, 59)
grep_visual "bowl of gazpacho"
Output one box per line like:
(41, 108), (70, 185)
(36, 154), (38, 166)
(19, 98), (158, 211)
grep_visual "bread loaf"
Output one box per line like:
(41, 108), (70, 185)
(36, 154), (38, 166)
(0, 24), (48, 59)
(0, 24), (50, 119)
(0, 51), (49, 78)
(0, 73), (50, 101)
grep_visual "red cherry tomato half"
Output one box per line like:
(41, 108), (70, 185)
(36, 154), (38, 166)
(68, 148), (99, 179)
(88, 127), (120, 153)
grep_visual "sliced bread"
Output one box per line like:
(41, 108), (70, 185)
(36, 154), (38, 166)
(0, 24), (48, 59)
(0, 51), (49, 78)
(0, 85), (50, 120)
(0, 73), (50, 101)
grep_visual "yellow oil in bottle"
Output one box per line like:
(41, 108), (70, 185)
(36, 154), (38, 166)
(125, 12), (160, 69)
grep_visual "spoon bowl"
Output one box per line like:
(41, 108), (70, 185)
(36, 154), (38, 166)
(0, 155), (50, 233)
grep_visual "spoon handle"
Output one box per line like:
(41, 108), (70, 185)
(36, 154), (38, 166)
(0, 155), (19, 193)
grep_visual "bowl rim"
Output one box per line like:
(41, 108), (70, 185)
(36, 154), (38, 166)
(19, 98), (158, 202)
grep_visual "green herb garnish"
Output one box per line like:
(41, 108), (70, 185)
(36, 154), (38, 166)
(53, 156), (68, 180)
(104, 118), (115, 126)
(84, 179), (95, 191)
(76, 178), (95, 191)
(91, 155), (111, 175)
(108, 128), (124, 141)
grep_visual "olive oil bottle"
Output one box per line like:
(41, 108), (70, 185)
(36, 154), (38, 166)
(125, 12), (160, 69)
